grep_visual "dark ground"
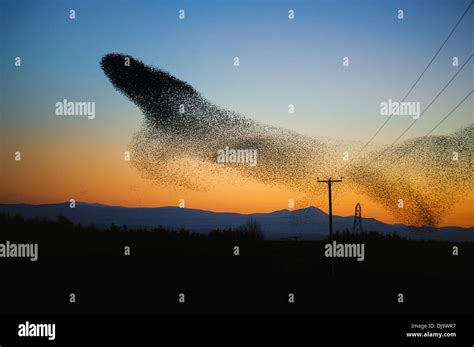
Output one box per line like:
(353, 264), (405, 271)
(0, 213), (473, 315)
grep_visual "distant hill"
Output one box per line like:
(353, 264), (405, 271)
(0, 202), (472, 241)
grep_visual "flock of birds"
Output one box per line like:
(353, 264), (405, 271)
(101, 53), (473, 227)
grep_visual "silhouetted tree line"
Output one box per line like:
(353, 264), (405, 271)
(0, 212), (264, 242)
(1, 211), (473, 281)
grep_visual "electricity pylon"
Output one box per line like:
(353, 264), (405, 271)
(352, 202), (363, 234)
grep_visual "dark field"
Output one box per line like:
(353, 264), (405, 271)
(1, 213), (473, 315)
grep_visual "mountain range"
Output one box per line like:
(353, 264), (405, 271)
(0, 202), (472, 241)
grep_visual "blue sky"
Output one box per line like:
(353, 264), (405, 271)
(0, 0), (472, 226)
(1, 0), (472, 144)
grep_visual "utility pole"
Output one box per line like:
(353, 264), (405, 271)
(317, 177), (343, 239)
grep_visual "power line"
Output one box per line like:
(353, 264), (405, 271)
(340, 1), (473, 172)
(378, 90), (473, 166)
(422, 90), (473, 137)
(298, 1), (472, 226)
(297, 91), (472, 229)
(362, 54), (472, 168)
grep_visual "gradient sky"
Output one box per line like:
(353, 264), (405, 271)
(1, 0), (472, 226)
